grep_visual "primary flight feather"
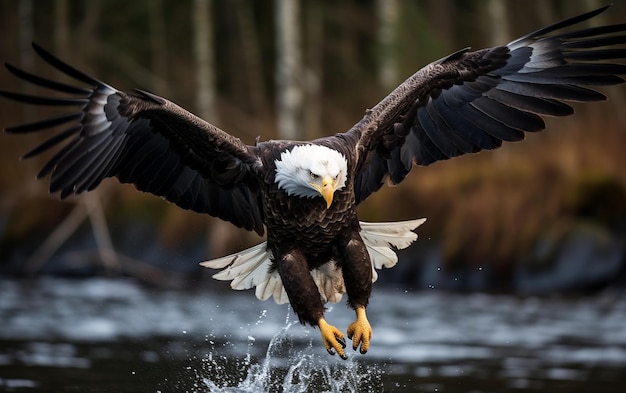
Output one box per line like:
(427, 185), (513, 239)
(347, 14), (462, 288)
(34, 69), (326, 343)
(2, 6), (625, 359)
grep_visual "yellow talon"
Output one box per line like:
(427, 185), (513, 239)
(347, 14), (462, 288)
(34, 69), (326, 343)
(318, 318), (347, 359)
(347, 306), (372, 354)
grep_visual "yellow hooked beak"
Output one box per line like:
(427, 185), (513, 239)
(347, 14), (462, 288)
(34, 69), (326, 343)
(312, 176), (335, 209)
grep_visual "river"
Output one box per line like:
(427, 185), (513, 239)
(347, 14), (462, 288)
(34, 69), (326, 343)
(1, 277), (625, 392)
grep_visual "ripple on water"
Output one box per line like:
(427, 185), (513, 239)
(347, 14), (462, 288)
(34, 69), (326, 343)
(2, 278), (626, 392)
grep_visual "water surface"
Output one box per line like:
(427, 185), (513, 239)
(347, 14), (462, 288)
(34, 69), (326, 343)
(1, 278), (625, 392)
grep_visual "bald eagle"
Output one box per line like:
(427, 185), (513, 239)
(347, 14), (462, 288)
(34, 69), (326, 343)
(2, 6), (625, 359)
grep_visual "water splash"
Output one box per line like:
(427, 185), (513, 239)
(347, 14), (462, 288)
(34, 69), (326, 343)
(195, 311), (384, 393)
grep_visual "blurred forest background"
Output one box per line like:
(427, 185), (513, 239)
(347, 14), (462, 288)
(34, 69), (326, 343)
(0, 0), (625, 293)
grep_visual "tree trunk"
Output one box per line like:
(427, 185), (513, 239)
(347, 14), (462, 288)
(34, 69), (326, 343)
(376, 0), (400, 91)
(192, 0), (237, 259)
(485, 0), (510, 46)
(54, 0), (70, 59)
(302, 0), (323, 139)
(192, 0), (218, 121)
(76, 0), (100, 65)
(149, 0), (169, 96)
(428, 0), (454, 51)
(275, 0), (303, 140)
(234, 0), (267, 116)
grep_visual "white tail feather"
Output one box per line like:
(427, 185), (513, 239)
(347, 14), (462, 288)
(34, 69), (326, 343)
(360, 218), (426, 269)
(200, 218), (426, 305)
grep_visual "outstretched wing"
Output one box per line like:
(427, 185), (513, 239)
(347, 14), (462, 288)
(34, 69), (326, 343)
(347, 5), (626, 204)
(1, 43), (265, 235)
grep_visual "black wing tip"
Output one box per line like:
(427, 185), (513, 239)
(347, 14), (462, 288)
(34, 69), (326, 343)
(589, 4), (611, 15)
(3, 63), (29, 82)
(31, 42), (58, 60)
(29, 42), (111, 88)
(558, 4), (612, 26)
(31, 41), (44, 52)
(510, 4), (615, 45)
(4, 62), (18, 73)
(30, 42), (55, 63)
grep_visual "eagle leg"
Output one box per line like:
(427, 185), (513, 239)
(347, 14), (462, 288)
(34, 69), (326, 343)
(277, 249), (348, 358)
(318, 317), (347, 359)
(339, 232), (373, 354)
(347, 306), (372, 354)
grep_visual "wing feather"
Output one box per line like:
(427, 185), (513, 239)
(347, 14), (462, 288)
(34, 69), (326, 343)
(21, 125), (82, 159)
(1, 43), (265, 234)
(344, 6), (625, 204)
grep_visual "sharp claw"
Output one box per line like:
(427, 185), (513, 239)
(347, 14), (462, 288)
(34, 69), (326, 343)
(347, 306), (372, 356)
(318, 318), (347, 359)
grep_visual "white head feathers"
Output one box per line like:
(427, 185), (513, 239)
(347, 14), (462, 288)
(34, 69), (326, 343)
(274, 144), (348, 200)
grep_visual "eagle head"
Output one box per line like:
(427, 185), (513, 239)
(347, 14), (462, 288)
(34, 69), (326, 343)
(274, 144), (348, 209)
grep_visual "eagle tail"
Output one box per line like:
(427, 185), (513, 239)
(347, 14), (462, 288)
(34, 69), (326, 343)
(200, 242), (290, 304)
(200, 218), (427, 305)
(360, 218), (427, 269)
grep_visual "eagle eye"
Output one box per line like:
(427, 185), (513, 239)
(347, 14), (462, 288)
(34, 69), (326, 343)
(310, 172), (319, 180)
